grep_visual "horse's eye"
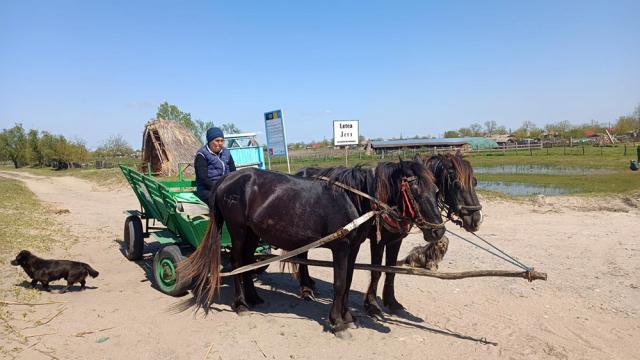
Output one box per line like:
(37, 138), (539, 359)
(472, 177), (478, 186)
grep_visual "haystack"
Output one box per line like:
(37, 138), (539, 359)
(141, 119), (202, 177)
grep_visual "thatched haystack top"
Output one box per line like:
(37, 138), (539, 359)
(141, 119), (202, 177)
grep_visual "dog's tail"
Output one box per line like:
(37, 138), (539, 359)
(84, 264), (99, 278)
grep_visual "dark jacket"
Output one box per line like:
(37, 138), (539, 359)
(195, 145), (235, 197)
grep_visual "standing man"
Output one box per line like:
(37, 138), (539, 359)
(195, 127), (236, 203)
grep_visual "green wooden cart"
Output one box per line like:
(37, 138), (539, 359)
(120, 133), (269, 296)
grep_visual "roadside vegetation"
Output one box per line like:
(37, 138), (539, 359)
(0, 177), (65, 260)
(0, 177), (72, 354)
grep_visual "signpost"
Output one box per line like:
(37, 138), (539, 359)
(264, 109), (291, 173)
(333, 120), (359, 166)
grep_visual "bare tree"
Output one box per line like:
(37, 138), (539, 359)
(469, 123), (484, 136)
(484, 120), (497, 135)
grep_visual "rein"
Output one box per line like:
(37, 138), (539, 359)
(312, 174), (444, 236)
(399, 176), (444, 231)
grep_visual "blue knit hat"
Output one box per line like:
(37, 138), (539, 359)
(206, 127), (224, 143)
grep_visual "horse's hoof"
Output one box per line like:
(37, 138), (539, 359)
(234, 303), (250, 315)
(364, 303), (384, 320)
(347, 321), (358, 329)
(384, 300), (405, 314)
(331, 323), (352, 338)
(334, 329), (353, 339)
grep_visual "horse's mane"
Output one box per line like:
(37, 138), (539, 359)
(300, 165), (375, 213)
(375, 161), (435, 205)
(424, 153), (474, 190)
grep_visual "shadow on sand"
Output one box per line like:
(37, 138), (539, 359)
(114, 239), (496, 344)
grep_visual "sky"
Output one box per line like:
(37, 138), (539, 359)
(1, 0), (639, 149)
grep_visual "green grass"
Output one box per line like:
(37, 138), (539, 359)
(0, 178), (68, 260)
(468, 145), (640, 195)
(467, 144), (638, 169)
(0, 177), (72, 350)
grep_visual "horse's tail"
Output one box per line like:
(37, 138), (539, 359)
(178, 193), (222, 314)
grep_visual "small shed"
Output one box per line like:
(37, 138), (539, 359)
(141, 119), (202, 177)
(367, 137), (498, 153)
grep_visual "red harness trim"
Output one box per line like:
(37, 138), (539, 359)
(381, 213), (412, 233)
(400, 182), (416, 219)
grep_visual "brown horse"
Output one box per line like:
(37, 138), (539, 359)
(179, 162), (443, 333)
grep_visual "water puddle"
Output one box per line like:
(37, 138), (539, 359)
(477, 181), (576, 196)
(474, 165), (611, 175)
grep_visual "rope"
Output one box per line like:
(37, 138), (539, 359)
(445, 230), (532, 272)
(470, 232), (532, 271)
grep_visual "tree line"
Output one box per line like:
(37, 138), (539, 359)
(1, 102), (241, 169)
(0, 123), (134, 169)
(443, 104), (640, 140)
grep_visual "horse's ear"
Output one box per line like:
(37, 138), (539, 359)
(413, 153), (422, 162)
(398, 155), (404, 162)
(455, 149), (463, 158)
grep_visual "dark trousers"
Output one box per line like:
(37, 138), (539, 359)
(196, 189), (210, 204)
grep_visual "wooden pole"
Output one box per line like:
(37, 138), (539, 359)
(258, 255), (548, 282)
(345, 146), (348, 167)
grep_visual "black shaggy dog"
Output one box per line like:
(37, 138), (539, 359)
(10, 250), (99, 293)
(397, 236), (449, 271)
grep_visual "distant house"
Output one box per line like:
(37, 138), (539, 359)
(367, 137), (499, 154)
(489, 134), (517, 146)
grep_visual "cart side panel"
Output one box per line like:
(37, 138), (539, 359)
(120, 165), (164, 220)
(174, 214), (232, 249)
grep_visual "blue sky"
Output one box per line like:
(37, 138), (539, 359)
(1, 1), (638, 149)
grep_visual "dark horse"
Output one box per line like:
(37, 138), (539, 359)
(179, 162), (443, 333)
(420, 152), (483, 232)
(297, 153), (482, 317)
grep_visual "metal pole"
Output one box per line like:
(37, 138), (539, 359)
(266, 149), (271, 170)
(281, 110), (292, 174)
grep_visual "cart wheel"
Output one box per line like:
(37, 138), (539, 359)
(123, 216), (144, 261)
(152, 245), (190, 297)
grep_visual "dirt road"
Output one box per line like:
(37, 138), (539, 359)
(1, 171), (638, 359)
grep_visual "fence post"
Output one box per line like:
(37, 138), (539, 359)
(624, 144), (627, 156)
(582, 145), (585, 155)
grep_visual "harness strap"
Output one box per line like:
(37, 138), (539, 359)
(400, 177), (445, 230)
(312, 175), (395, 214)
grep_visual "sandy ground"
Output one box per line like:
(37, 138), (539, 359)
(0, 171), (639, 360)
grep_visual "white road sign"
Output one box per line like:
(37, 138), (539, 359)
(333, 120), (359, 146)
